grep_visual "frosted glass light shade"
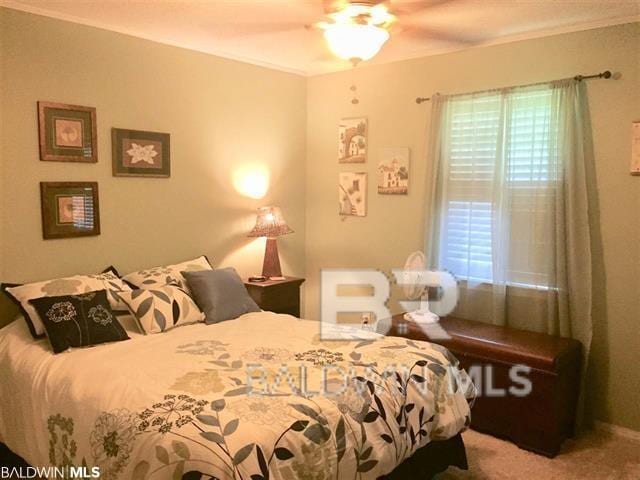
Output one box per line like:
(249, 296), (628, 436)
(324, 23), (389, 62)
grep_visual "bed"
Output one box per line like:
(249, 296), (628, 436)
(0, 311), (474, 479)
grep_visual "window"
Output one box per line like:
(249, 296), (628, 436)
(437, 87), (557, 288)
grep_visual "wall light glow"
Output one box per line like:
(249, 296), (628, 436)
(232, 165), (270, 199)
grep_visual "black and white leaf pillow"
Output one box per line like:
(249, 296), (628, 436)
(122, 256), (213, 293)
(121, 286), (205, 334)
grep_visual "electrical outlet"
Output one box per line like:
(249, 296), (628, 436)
(632, 121), (640, 175)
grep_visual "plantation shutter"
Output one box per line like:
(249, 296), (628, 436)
(438, 86), (556, 287)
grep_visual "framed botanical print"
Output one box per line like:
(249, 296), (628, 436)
(38, 101), (97, 162)
(40, 182), (100, 239)
(112, 128), (170, 177)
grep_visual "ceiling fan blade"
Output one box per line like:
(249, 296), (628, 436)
(210, 22), (304, 37)
(398, 24), (480, 44)
(390, 0), (457, 15)
(323, 0), (347, 14)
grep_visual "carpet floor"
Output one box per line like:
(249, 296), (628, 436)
(435, 429), (640, 479)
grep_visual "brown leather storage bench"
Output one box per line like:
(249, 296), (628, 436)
(387, 315), (582, 457)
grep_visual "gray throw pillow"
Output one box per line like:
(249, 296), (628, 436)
(182, 267), (260, 324)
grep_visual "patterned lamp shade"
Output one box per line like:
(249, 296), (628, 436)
(248, 206), (293, 238)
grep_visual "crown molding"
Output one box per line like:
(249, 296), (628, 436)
(0, 0), (308, 76)
(2, 0), (638, 77)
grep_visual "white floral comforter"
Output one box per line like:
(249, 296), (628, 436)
(0, 312), (474, 479)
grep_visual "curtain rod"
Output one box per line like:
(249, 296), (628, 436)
(415, 70), (612, 104)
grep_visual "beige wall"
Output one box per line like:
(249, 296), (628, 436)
(305, 23), (640, 431)
(1, 8), (638, 432)
(0, 8), (306, 313)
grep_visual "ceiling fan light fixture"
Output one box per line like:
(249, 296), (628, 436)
(323, 23), (389, 62)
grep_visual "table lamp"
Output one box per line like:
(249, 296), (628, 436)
(248, 206), (293, 279)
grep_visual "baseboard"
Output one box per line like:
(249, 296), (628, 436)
(594, 421), (640, 442)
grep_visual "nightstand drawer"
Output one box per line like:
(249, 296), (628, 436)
(244, 277), (304, 317)
(261, 302), (300, 317)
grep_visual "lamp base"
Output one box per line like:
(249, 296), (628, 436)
(262, 237), (282, 279)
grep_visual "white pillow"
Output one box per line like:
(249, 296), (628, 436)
(122, 256), (212, 293)
(119, 286), (205, 334)
(2, 269), (132, 339)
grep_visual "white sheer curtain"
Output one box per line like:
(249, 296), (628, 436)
(426, 80), (593, 421)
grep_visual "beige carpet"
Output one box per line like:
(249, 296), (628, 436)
(435, 429), (640, 480)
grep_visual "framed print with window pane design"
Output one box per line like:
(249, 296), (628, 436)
(40, 182), (100, 239)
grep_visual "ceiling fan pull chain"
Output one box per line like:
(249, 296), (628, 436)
(350, 83), (359, 105)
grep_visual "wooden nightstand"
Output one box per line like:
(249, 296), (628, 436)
(243, 277), (305, 317)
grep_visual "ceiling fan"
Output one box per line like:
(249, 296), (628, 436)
(312, 0), (472, 64)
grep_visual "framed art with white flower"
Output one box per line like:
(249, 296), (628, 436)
(38, 101), (97, 163)
(40, 182), (100, 239)
(111, 128), (170, 177)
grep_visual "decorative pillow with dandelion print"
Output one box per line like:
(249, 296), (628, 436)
(2, 269), (132, 339)
(119, 286), (205, 335)
(29, 290), (130, 354)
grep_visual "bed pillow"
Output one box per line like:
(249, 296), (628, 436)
(28, 290), (130, 354)
(1, 269), (133, 339)
(120, 286), (205, 334)
(122, 256), (213, 293)
(182, 267), (260, 324)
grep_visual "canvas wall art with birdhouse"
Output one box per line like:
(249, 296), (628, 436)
(378, 147), (409, 194)
(338, 117), (367, 163)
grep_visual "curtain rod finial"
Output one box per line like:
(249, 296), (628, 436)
(575, 70), (613, 82)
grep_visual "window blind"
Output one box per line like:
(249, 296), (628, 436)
(439, 87), (557, 287)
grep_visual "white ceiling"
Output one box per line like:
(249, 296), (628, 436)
(2, 0), (639, 76)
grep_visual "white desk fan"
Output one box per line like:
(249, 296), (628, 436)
(402, 251), (439, 324)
